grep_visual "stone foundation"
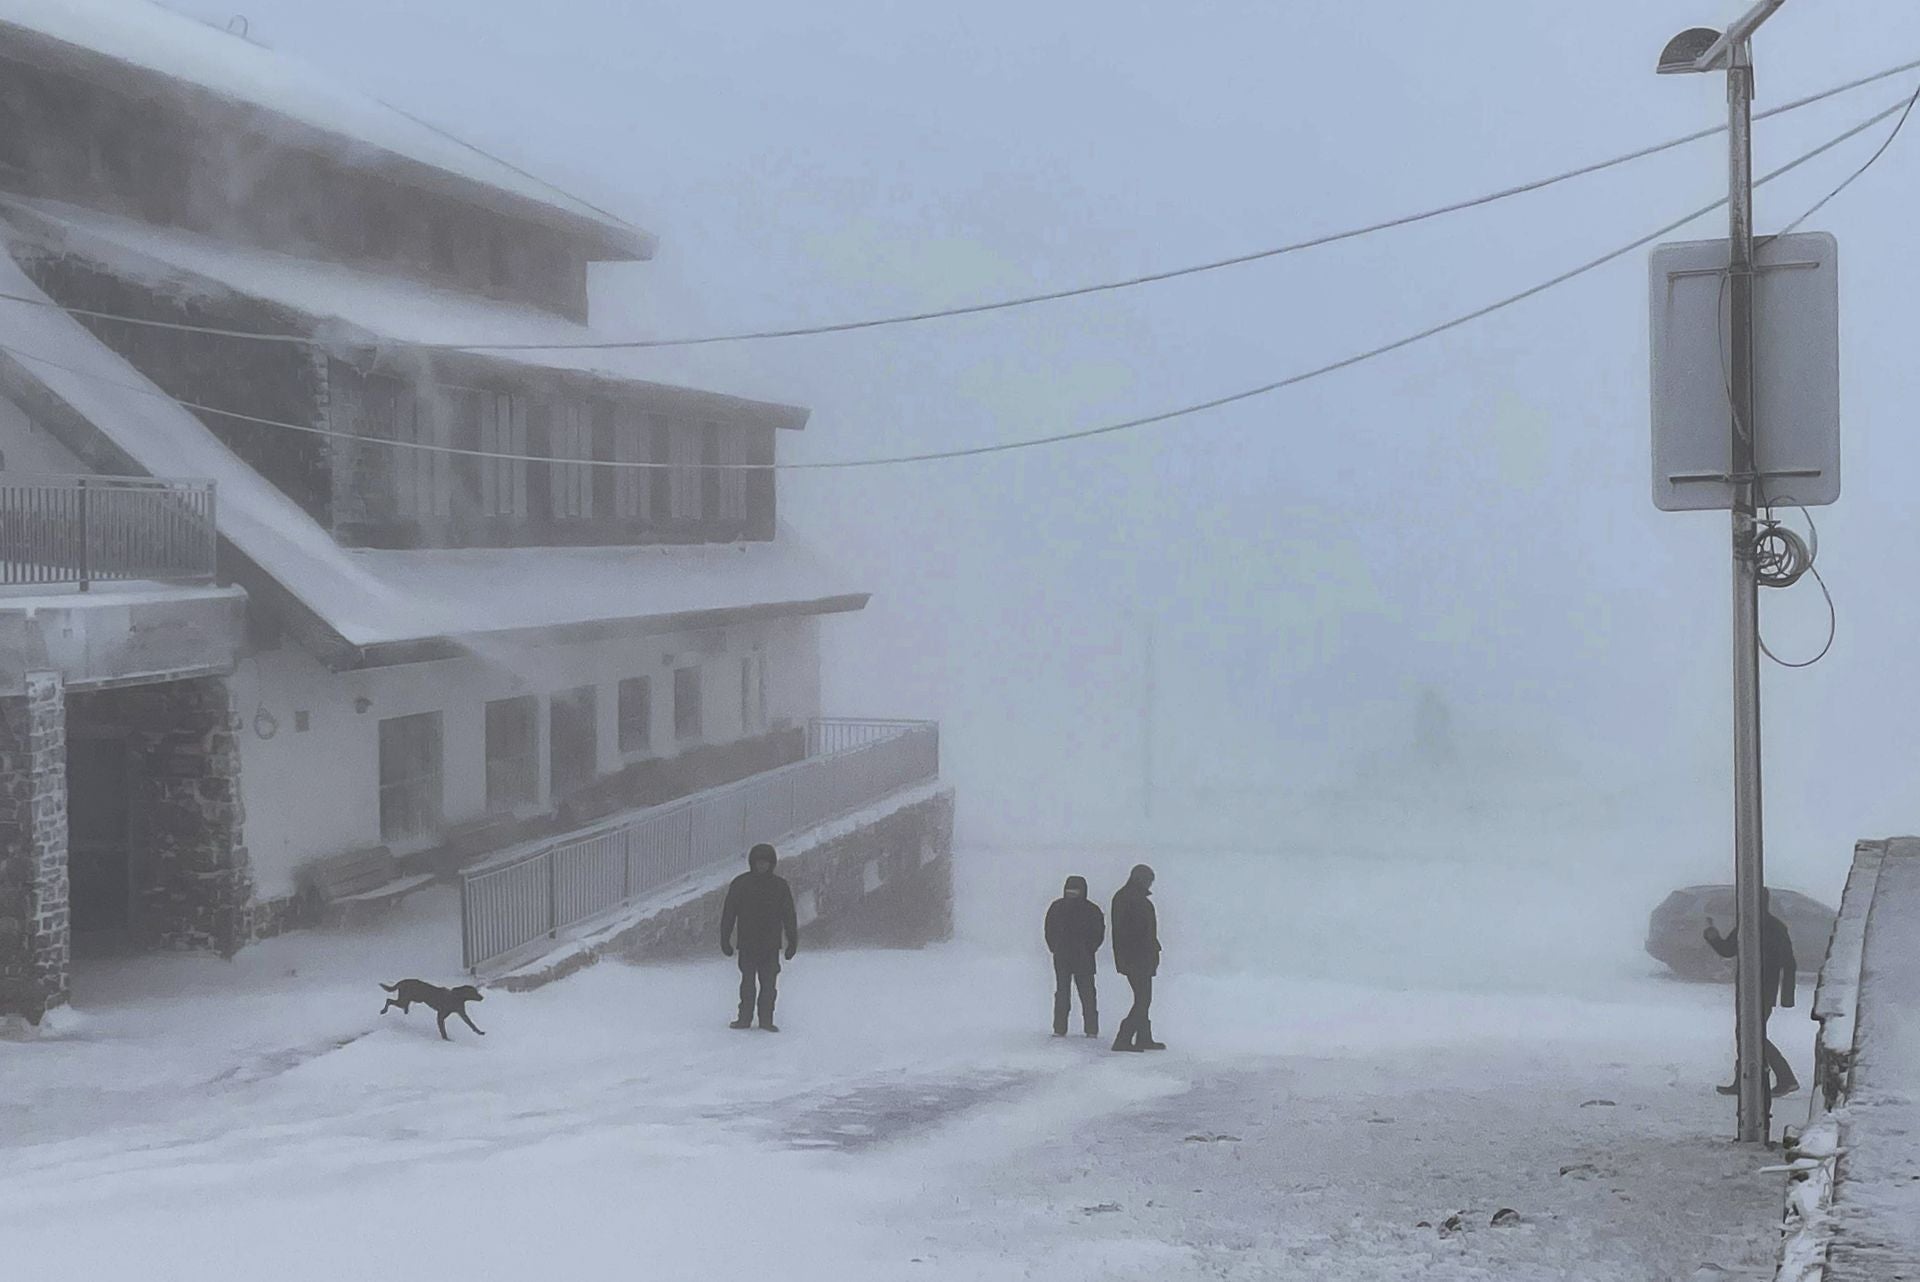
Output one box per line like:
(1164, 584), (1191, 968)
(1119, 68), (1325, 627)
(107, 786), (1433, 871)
(0, 672), (70, 1022)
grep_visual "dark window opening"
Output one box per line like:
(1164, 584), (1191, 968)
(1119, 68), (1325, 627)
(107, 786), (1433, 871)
(618, 676), (652, 754)
(673, 666), (703, 742)
(378, 712), (444, 843)
(549, 686), (598, 799)
(485, 696), (539, 812)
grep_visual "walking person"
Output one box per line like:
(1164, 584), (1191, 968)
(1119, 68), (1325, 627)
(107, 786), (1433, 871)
(1110, 863), (1165, 1052)
(1045, 875), (1105, 1038)
(1703, 886), (1799, 1097)
(720, 843), (798, 1032)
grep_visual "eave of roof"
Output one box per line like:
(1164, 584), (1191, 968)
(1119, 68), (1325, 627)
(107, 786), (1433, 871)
(5, 196), (808, 430)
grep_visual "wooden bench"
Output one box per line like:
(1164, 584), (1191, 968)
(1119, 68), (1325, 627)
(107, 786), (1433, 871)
(299, 845), (438, 922)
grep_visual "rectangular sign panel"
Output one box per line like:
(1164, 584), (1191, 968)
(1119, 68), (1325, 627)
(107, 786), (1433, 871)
(1649, 232), (1839, 511)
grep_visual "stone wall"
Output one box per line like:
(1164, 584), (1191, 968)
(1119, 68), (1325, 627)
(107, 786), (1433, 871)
(495, 787), (955, 992)
(0, 673), (70, 1022)
(69, 677), (253, 956)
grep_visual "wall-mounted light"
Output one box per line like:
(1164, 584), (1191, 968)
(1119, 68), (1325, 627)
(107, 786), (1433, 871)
(353, 696), (372, 714)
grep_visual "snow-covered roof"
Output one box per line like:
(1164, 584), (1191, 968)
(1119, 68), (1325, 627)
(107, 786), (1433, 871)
(4, 196), (807, 428)
(0, 0), (652, 258)
(0, 234), (866, 658)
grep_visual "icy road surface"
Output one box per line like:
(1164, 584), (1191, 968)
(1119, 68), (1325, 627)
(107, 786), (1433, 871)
(2, 851), (1791, 1281)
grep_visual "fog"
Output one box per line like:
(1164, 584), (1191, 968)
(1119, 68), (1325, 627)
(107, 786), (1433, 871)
(166, 0), (1920, 908)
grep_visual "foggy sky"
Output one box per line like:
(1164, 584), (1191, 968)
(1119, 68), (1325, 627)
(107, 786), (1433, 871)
(161, 0), (1920, 883)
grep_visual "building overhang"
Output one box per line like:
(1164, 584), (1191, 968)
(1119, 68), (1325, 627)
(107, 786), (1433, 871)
(0, 581), (247, 695)
(331, 592), (872, 671)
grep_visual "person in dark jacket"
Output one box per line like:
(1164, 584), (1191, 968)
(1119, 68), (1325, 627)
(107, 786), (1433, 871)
(720, 843), (799, 1032)
(1045, 875), (1105, 1038)
(1110, 863), (1164, 1052)
(1703, 887), (1799, 1096)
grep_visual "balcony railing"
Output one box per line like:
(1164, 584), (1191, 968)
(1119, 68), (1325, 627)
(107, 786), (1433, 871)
(0, 474), (217, 590)
(460, 718), (939, 973)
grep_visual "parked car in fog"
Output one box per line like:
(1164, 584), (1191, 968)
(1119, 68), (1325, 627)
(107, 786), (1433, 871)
(1645, 885), (1836, 981)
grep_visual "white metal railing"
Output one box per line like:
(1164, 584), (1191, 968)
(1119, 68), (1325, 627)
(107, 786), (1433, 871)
(460, 719), (937, 972)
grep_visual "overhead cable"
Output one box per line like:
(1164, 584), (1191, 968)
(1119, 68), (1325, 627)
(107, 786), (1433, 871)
(0, 95), (1906, 473)
(0, 55), (1916, 355)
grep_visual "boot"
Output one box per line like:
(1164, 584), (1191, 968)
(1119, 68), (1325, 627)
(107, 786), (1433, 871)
(1715, 1082), (1739, 1095)
(1771, 1077), (1800, 1098)
(729, 1018), (753, 1030)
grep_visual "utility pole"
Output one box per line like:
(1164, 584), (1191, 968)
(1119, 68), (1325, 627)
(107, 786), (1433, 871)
(1658, 0), (1787, 1143)
(1724, 33), (1771, 1151)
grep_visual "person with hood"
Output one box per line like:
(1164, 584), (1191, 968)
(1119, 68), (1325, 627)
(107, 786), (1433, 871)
(1703, 887), (1799, 1096)
(1110, 863), (1165, 1051)
(720, 842), (799, 1032)
(1045, 875), (1105, 1037)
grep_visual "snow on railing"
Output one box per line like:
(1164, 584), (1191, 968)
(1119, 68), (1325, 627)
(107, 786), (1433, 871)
(1770, 838), (1885, 1282)
(460, 719), (938, 973)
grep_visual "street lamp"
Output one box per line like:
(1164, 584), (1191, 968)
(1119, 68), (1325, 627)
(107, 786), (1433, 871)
(1656, 0), (1789, 1146)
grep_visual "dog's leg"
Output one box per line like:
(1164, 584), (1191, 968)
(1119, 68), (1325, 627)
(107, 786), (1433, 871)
(380, 999), (397, 1015)
(458, 1009), (486, 1036)
(437, 1011), (451, 1041)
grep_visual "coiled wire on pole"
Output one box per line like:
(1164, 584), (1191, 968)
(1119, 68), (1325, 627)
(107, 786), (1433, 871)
(1751, 520), (1813, 588)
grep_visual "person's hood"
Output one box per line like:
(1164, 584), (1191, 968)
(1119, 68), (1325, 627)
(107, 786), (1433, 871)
(748, 843), (778, 870)
(1126, 863), (1155, 893)
(1063, 875), (1088, 895)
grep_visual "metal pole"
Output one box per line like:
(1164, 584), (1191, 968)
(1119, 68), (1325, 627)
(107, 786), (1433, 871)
(75, 477), (91, 592)
(1726, 40), (1770, 1144)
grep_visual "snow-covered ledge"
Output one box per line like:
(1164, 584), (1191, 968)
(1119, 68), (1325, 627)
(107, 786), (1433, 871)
(1770, 839), (1883, 1282)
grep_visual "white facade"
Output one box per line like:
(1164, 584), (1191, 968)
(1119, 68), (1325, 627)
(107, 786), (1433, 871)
(238, 616), (823, 899)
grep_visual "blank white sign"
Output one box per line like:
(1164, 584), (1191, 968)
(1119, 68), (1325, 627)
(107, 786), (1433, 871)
(1648, 232), (1839, 511)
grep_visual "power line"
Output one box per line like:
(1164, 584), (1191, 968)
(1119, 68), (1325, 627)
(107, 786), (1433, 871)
(0, 54), (1916, 358)
(440, 57), (1920, 352)
(1771, 79), (1920, 243)
(0, 95), (1903, 476)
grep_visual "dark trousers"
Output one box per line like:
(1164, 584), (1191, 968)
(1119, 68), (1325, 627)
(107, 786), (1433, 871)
(1116, 972), (1153, 1047)
(737, 950), (780, 1024)
(1053, 960), (1098, 1035)
(1729, 1006), (1798, 1088)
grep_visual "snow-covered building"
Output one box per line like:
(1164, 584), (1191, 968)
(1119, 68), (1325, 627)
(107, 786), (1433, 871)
(0, 1), (943, 1023)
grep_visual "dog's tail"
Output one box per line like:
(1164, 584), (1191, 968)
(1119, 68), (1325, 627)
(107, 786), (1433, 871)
(379, 982), (399, 992)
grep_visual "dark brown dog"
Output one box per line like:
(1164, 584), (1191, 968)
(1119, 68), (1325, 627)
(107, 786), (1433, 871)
(379, 979), (486, 1040)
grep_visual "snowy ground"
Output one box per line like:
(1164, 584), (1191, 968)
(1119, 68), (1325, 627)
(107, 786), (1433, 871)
(2, 844), (1798, 1281)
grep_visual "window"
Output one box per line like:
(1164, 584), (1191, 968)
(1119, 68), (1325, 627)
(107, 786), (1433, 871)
(739, 654), (767, 733)
(548, 400), (593, 519)
(719, 427), (749, 522)
(477, 392), (527, 519)
(549, 686), (598, 799)
(618, 677), (652, 754)
(430, 217), (462, 278)
(382, 382), (451, 522)
(648, 415), (672, 520)
(484, 696), (538, 813)
(668, 422), (703, 523)
(673, 666), (703, 742)
(612, 407), (650, 521)
(378, 712), (443, 842)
